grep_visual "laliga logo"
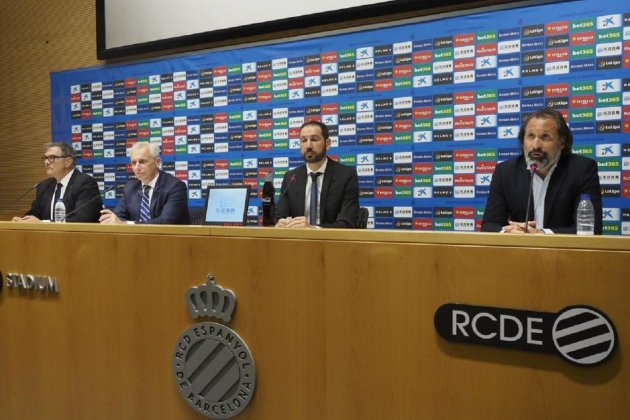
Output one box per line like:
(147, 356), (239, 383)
(172, 275), (256, 418)
(434, 303), (617, 366)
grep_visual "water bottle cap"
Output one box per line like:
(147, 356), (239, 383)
(580, 194), (591, 200)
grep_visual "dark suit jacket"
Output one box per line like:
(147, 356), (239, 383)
(26, 170), (102, 222)
(114, 170), (189, 224)
(275, 159), (359, 228)
(481, 154), (602, 234)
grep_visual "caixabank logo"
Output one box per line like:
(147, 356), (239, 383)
(434, 303), (617, 366)
(172, 275), (256, 418)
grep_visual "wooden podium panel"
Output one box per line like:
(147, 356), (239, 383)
(0, 222), (628, 420)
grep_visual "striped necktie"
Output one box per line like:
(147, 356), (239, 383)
(140, 185), (151, 222)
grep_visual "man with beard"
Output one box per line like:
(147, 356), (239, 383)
(481, 108), (602, 234)
(275, 121), (359, 228)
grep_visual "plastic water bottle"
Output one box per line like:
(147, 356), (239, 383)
(261, 174), (275, 226)
(576, 194), (594, 235)
(54, 199), (66, 223)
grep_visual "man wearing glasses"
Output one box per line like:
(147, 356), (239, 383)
(12, 142), (102, 222)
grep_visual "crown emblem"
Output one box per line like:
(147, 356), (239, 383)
(186, 275), (236, 322)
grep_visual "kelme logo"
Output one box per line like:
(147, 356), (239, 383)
(434, 303), (616, 366)
(172, 275), (256, 418)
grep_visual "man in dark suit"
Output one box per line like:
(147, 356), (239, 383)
(12, 142), (102, 223)
(99, 142), (189, 224)
(481, 108), (602, 234)
(275, 121), (359, 228)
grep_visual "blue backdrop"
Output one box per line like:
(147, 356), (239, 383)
(51, 0), (630, 234)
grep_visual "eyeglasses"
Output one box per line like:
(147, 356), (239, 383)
(42, 155), (69, 162)
(41, 155), (69, 163)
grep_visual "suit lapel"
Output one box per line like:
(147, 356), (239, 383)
(150, 172), (163, 214)
(543, 156), (568, 224)
(319, 160), (336, 222)
(130, 180), (143, 220)
(63, 171), (79, 206)
(294, 167), (307, 216)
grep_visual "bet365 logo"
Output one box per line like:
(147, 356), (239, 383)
(434, 303), (617, 366)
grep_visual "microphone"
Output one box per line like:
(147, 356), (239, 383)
(280, 174), (297, 199)
(0, 182), (39, 213)
(61, 184), (116, 222)
(275, 174), (297, 224)
(524, 163), (537, 233)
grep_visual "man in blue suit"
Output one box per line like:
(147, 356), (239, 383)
(99, 142), (189, 224)
(275, 121), (359, 228)
(481, 108), (602, 234)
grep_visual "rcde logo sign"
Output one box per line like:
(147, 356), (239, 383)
(551, 307), (617, 366)
(172, 275), (256, 418)
(434, 303), (617, 366)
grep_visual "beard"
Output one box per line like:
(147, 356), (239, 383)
(302, 148), (326, 164)
(525, 148), (561, 170)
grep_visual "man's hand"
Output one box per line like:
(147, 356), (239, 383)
(275, 216), (314, 229)
(501, 220), (544, 234)
(99, 209), (125, 224)
(11, 215), (42, 223)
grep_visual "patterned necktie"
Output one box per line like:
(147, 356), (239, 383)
(309, 172), (321, 225)
(53, 183), (63, 221)
(140, 185), (151, 222)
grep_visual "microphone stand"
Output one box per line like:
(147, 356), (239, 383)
(0, 182), (39, 214)
(524, 164), (537, 233)
(60, 185), (115, 222)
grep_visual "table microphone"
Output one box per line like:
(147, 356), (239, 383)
(61, 184), (116, 222)
(279, 174), (297, 199)
(524, 163), (537, 233)
(0, 182), (39, 213)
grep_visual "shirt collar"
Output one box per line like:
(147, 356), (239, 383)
(143, 172), (160, 189)
(527, 160), (559, 180)
(307, 158), (328, 175)
(58, 169), (75, 187)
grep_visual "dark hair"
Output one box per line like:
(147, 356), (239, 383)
(517, 108), (573, 155)
(45, 142), (77, 161)
(300, 120), (329, 140)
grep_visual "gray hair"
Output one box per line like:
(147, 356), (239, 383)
(45, 142), (76, 161)
(129, 142), (161, 159)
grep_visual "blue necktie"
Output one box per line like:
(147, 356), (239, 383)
(309, 172), (321, 225)
(140, 185), (151, 222)
(53, 183), (63, 221)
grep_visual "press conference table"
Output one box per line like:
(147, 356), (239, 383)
(0, 221), (628, 420)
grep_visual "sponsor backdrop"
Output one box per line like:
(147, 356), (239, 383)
(51, 0), (630, 234)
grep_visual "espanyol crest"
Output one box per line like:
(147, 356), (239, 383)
(172, 275), (256, 418)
